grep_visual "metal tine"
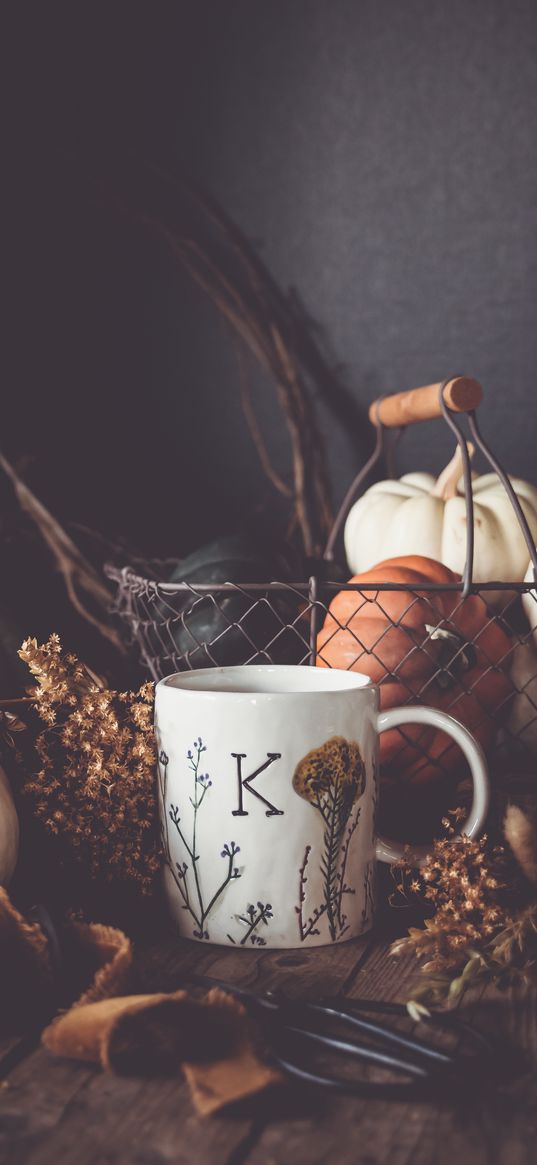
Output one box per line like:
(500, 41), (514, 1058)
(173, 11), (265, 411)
(295, 1000), (454, 1069)
(271, 994), (471, 1072)
(325, 997), (413, 1015)
(273, 1012), (504, 1098)
(184, 975), (496, 1079)
(270, 1052), (429, 1098)
(278, 1022), (432, 1080)
(186, 974), (280, 1008)
(187, 976), (457, 1080)
(330, 996), (498, 1059)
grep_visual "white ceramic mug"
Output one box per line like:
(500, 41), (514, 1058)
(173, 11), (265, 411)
(154, 665), (489, 949)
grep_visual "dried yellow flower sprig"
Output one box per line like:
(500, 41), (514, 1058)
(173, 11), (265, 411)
(390, 810), (537, 1007)
(19, 636), (161, 895)
(19, 633), (105, 723)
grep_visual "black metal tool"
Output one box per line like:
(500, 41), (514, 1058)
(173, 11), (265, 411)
(187, 975), (507, 1100)
(32, 907), (513, 1101)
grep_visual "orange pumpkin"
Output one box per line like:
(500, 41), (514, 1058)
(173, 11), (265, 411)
(317, 555), (512, 838)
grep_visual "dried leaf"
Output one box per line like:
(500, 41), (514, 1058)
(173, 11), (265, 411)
(504, 804), (537, 888)
(0, 708), (27, 748)
(406, 1000), (430, 1022)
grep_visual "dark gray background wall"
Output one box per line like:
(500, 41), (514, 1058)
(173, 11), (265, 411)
(5, 0), (537, 557)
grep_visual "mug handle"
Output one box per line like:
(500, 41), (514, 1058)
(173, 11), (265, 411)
(374, 705), (489, 866)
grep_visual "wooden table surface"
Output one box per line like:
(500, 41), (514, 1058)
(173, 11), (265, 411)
(0, 929), (536, 1165)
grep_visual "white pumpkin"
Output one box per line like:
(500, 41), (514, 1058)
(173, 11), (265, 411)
(0, 764), (19, 885)
(344, 446), (537, 606)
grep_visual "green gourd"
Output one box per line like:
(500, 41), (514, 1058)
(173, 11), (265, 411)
(154, 535), (302, 674)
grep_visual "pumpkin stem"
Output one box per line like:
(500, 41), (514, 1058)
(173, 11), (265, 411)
(431, 443), (475, 501)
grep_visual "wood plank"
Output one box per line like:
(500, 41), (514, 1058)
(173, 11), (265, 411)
(0, 1060), (252, 1165)
(0, 932), (374, 1165)
(0, 1052), (95, 1164)
(0, 1035), (38, 1083)
(133, 930), (376, 996)
(3, 928), (535, 1165)
(246, 942), (537, 1165)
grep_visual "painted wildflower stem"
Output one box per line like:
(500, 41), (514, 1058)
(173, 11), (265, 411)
(361, 860), (375, 928)
(336, 807), (361, 934)
(297, 844), (327, 941)
(158, 739), (241, 939)
(360, 760), (377, 927)
(293, 737), (366, 942)
(229, 901), (274, 946)
(320, 780), (351, 938)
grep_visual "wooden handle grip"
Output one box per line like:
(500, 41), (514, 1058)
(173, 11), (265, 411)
(369, 377), (483, 428)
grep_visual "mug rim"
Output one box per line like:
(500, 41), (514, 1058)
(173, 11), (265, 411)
(156, 663), (375, 697)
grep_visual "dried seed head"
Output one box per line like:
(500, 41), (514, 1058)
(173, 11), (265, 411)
(293, 736), (365, 804)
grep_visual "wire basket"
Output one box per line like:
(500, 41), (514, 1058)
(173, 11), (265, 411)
(106, 378), (537, 827)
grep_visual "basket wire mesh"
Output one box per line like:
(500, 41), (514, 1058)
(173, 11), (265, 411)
(106, 380), (537, 814)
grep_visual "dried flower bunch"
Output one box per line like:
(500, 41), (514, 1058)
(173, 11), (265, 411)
(19, 635), (161, 894)
(391, 807), (537, 1006)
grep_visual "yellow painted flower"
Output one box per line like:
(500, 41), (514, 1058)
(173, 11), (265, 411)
(293, 736), (365, 806)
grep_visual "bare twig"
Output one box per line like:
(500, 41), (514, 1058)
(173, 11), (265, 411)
(236, 345), (292, 499)
(100, 163), (338, 557)
(149, 219), (331, 555)
(0, 452), (126, 654)
(145, 165), (366, 455)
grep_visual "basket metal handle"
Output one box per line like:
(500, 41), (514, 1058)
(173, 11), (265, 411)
(324, 377), (479, 562)
(324, 376), (537, 590)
